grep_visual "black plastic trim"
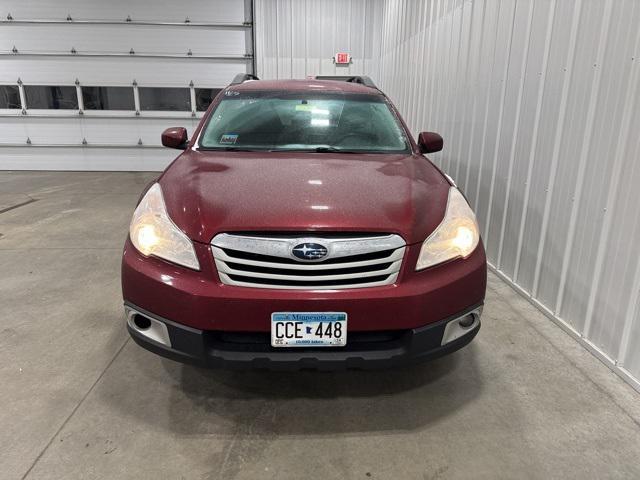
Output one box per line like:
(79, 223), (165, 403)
(125, 302), (482, 371)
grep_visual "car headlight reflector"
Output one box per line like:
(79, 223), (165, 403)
(129, 183), (200, 270)
(416, 187), (479, 271)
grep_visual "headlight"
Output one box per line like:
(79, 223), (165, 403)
(129, 183), (200, 270)
(416, 187), (480, 270)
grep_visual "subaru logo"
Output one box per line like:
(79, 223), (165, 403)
(291, 242), (328, 261)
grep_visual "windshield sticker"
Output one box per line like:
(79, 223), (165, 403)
(295, 104), (315, 112)
(220, 134), (239, 144)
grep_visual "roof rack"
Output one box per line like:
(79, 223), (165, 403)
(230, 73), (259, 85)
(314, 75), (377, 89)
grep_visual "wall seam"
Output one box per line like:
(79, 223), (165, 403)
(531, 0), (583, 297)
(496, 0), (536, 270)
(482, 0), (518, 242)
(513, 0), (557, 282)
(472, 0), (502, 211)
(554, 0), (614, 316)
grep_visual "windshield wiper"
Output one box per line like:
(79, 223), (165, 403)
(312, 146), (362, 154)
(201, 146), (263, 152)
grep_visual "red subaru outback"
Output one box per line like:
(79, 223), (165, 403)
(122, 74), (486, 370)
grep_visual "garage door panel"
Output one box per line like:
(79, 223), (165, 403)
(81, 117), (201, 146)
(21, 117), (85, 144)
(0, 116), (83, 145)
(0, 146), (175, 171)
(0, 116), (201, 146)
(0, 57), (250, 87)
(1, 24), (248, 57)
(81, 118), (154, 146)
(0, 116), (28, 143)
(2, 0), (246, 24)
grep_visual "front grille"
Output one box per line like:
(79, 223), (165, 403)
(211, 233), (406, 289)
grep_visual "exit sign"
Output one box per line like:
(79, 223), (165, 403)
(334, 52), (351, 64)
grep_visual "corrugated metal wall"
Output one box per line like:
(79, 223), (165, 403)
(377, 0), (640, 391)
(254, 0), (384, 79)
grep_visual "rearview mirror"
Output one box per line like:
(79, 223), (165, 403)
(161, 127), (188, 149)
(418, 132), (443, 154)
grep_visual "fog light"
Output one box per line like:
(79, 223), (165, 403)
(125, 308), (172, 347)
(458, 315), (475, 328)
(133, 315), (152, 330)
(441, 309), (481, 346)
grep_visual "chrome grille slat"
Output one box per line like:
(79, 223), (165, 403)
(211, 245), (404, 270)
(223, 260), (394, 276)
(215, 259), (403, 281)
(211, 233), (406, 290)
(218, 272), (401, 290)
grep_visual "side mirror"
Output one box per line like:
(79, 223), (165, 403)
(161, 127), (188, 149)
(417, 131), (443, 154)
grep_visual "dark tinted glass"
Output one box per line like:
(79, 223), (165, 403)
(138, 87), (191, 111)
(82, 86), (134, 110)
(195, 88), (222, 111)
(0, 86), (21, 109)
(24, 86), (78, 109)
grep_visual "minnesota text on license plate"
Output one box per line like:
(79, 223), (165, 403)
(271, 312), (347, 347)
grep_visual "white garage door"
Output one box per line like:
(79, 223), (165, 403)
(0, 0), (254, 170)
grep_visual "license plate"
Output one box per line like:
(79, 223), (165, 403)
(271, 312), (347, 347)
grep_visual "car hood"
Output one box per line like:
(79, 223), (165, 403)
(159, 150), (450, 245)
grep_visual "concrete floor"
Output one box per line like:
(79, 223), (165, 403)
(1, 171), (639, 480)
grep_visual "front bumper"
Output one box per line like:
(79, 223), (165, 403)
(122, 238), (487, 332)
(122, 237), (486, 369)
(126, 303), (482, 370)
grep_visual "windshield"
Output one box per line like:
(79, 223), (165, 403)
(198, 92), (410, 153)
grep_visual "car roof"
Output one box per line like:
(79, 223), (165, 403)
(227, 79), (380, 95)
